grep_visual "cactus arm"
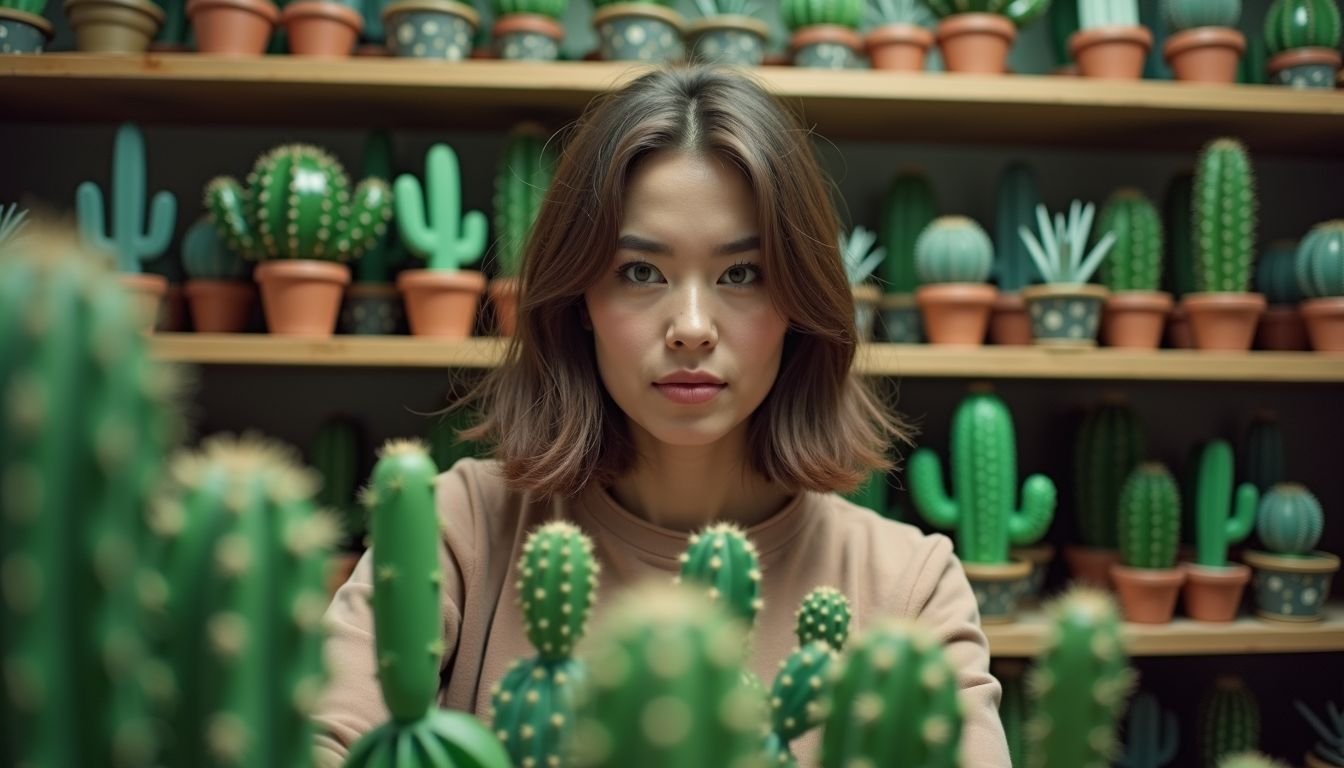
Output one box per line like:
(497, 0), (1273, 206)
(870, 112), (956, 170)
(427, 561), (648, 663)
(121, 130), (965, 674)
(398, 145), (488, 272)
(394, 172), (434, 266)
(1227, 482), (1258, 545)
(334, 178), (392, 263)
(1195, 441), (1256, 567)
(75, 181), (113, 259)
(1008, 474), (1056, 545)
(909, 448), (960, 530)
(138, 190), (177, 264)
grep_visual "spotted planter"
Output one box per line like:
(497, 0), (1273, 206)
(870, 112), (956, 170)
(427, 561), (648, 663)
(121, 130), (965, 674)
(1022, 283), (1109, 346)
(0, 9), (54, 52)
(684, 15), (767, 66)
(492, 12), (562, 60)
(1245, 550), (1340, 622)
(382, 0), (477, 59)
(965, 560), (1032, 624)
(593, 3), (683, 63)
(879, 293), (923, 343)
(790, 24), (862, 69)
(1011, 543), (1055, 608)
(339, 283), (406, 335)
(853, 283), (880, 342)
(1268, 48), (1341, 89)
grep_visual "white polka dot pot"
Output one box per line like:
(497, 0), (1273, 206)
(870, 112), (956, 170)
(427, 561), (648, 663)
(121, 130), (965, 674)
(0, 10), (54, 54)
(1272, 61), (1338, 89)
(793, 40), (860, 68)
(964, 560), (1033, 624)
(1022, 284), (1109, 347)
(879, 294), (923, 343)
(685, 18), (766, 66)
(1245, 550), (1340, 622)
(593, 3), (684, 63)
(495, 29), (559, 60)
(382, 0), (478, 59)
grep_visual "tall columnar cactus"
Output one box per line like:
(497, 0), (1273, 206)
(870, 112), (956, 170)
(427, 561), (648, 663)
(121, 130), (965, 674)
(569, 581), (768, 768)
(1118, 463), (1182, 570)
(915, 216), (995, 285)
(1074, 398), (1145, 550)
(206, 144), (393, 264)
(1192, 138), (1257, 294)
(795, 586), (852, 650)
(354, 131), (402, 284)
(880, 171), (938, 294)
(491, 521), (598, 767)
(397, 144), (489, 272)
(151, 435), (338, 768)
(1080, 0), (1139, 28)
(1099, 189), (1165, 293)
(1200, 676), (1260, 768)
(1, 227), (179, 768)
(1117, 692), (1180, 768)
(1026, 588), (1135, 768)
(910, 390), (1057, 564)
(1163, 0), (1241, 31)
(1241, 414), (1284, 494)
(1253, 241), (1305, 305)
(819, 620), (962, 768)
(1264, 0), (1341, 54)
(994, 162), (1043, 292)
(923, 0), (1051, 25)
(1163, 173), (1196, 297)
(76, 122), (177, 273)
(312, 416), (364, 547)
(1193, 440), (1258, 568)
(781, 0), (863, 30)
(677, 522), (764, 628)
(1049, 0), (1080, 65)
(1295, 220), (1344, 299)
(1255, 483), (1323, 555)
(494, 124), (556, 280)
(768, 640), (838, 760)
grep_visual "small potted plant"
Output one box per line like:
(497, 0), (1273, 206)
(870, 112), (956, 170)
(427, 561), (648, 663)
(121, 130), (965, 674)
(383, 0), (478, 58)
(1198, 677), (1261, 766)
(1182, 439), (1258, 622)
(64, 0), (164, 52)
(592, 0), (684, 62)
(914, 216), (998, 346)
(1244, 483), (1339, 622)
(1296, 220), (1344, 352)
(864, 0), (934, 71)
(490, 124), (555, 337)
(1252, 240), (1308, 351)
(1264, 0), (1341, 88)
(878, 171), (937, 343)
(1070, 0), (1153, 79)
(1066, 396), (1144, 590)
(1296, 693), (1344, 768)
(186, 0), (278, 55)
(395, 142), (488, 339)
(1098, 189), (1170, 349)
(841, 225), (885, 341)
(781, 0), (863, 68)
(990, 161), (1041, 346)
(181, 216), (255, 333)
(1162, 0), (1245, 83)
(341, 132), (407, 336)
(1, 0), (55, 52)
(1018, 200), (1117, 346)
(1111, 463), (1185, 624)
(491, 0), (565, 59)
(923, 0), (1050, 74)
(684, 0), (768, 66)
(281, 0), (362, 55)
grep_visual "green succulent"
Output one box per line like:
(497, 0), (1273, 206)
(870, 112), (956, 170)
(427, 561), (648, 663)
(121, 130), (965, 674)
(181, 216), (249, 282)
(1163, 0), (1241, 32)
(1295, 220), (1344, 299)
(781, 0), (863, 31)
(1192, 440), (1258, 568)
(840, 225), (886, 285)
(0, 201), (30, 247)
(1192, 138), (1257, 294)
(1117, 463), (1182, 570)
(880, 171), (938, 294)
(1080, 0), (1138, 28)
(1264, 0), (1340, 55)
(1200, 676), (1260, 768)
(1254, 482), (1323, 556)
(994, 162), (1043, 292)
(1075, 398), (1145, 550)
(397, 144), (489, 272)
(1296, 692), (1344, 767)
(493, 124), (557, 278)
(794, 586), (852, 650)
(866, 0), (933, 26)
(492, 0), (567, 19)
(1099, 189), (1164, 293)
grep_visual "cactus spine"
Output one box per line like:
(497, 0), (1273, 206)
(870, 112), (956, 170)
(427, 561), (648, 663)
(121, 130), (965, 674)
(182, 216), (249, 281)
(916, 216), (994, 284)
(75, 122), (177, 273)
(494, 124), (555, 279)
(1295, 220), (1344, 299)
(1253, 241), (1304, 305)
(923, 0), (1050, 25)
(312, 416), (364, 548)
(880, 171), (938, 294)
(1241, 413), (1285, 494)
(1200, 676), (1260, 768)
(1163, 0), (1241, 31)
(1163, 173), (1196, 297)
(1192, 138), (1257, 294)
(1117, 692), (1179, 768)
(1118, 463), (1181, 570)
(677, 522), (764, 628)
(1075, 398), (1145, 550)
(1255, 483), (1323, 555)
(780, 0), (862, 30)
(1080, 0), (1139, 28)
(397, 144), (489, 272)
(1099, 189), (1164, 293)
(994, 162), (1043, 292)
(1264, 0), (1341, 54)
(1193, 440), (1258, 567)
(794, 586), (852, 650)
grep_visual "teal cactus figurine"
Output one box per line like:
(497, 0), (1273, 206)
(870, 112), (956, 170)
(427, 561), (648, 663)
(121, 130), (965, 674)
(1296, 692), (1344, 766)
(1193, 440), (1258, 568)
(1241, 413), (1285, 494)
(493, 124), (555, 280)
(1117, 692), (1180, 768)
(994, 162), (1043, 293)
(1200, 676), (1260, 768)
(76, 122), (177, 273)
(1118, 463), (1182, 570)
(312, 416), (365, 548)
(677, 522), (764, 628)
(1295, 220), (1344, 299)
(916, 216), (994, 284)
(1253, 482), (1323, 554)
(819, 620), (962, 768)
(182, 216), (248, 281)
(880, 171), (938, 295)
(1254, 241), (1305, 305)
(397, 143), (488, 272)
(1192, 139), (1257, 295)
(1100, 190), (1164, 293)
(795, 586), (851, 650)
(1074, 397), (1145, 550)
(1245, 482), (1339, 621)
(768, 640), (838, 760)
(1263, 0), (1341, 87)
(1164, 0), (1241, 31)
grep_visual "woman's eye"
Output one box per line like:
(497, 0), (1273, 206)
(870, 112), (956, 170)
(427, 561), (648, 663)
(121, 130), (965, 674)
(722, 264), (761, 285)
(618, 262), (663, 284)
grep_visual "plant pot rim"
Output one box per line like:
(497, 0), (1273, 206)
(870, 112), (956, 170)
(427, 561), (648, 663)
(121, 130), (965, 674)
(64, 0), (166, 22)
(185, 278), (254, 291)
(1244, 549), (1342, 573)
(383, 0), (478, 26)
(255, 259), (352, 284)
(1268, 47), (1343, 75)
(1021, 283), (1110, 301)
(119, 272), (170, 292)
(1163, 25), (1245, 59)
(187, 0), (279, 21)
(684, 13), (768, 38)
(0, 6), (55, 35)
(492, 11), (564, 39)
(281, 0), (362, 30)
(1302, 295), (1344, 315)
(1105, 290), (1173, 310)
(935, 12), (1015, 42)
(963, 559), (1032, 581)
(1111, 563), (1185, 585)
(1181, 561), (1250, 582)
(397, 268), (488, 291)
(992, 291), (1026, 309)
(865, 21), (934, 48)
(1068, 24), (1153, 57)
(916, 282), (997, 302)
(1181, 291), (1266, 309)
(789, 23), (862, 53)
(879, 291), (917, 309)
(592, 2), (684, 30)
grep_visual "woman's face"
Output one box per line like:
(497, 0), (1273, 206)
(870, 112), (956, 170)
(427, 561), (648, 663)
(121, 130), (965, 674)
(583, 150), (790, 451)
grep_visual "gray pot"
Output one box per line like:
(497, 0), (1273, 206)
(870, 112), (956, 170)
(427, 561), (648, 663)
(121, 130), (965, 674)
(793, 40), (860, 68)
(493, 13), (563, 60)
(0, 10), (53, 53)
(879, 293), (923, 343)
(383, 0), (477, 59)
(594, 3), (683, 62)
(1023, 284), (1108, 346)
(685, 16), (766, 66)
(340, 284), (407, 335)
(1272, 61), (1338, 89)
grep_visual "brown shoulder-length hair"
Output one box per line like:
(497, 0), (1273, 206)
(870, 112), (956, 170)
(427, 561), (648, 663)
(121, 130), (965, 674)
(455, 64), (911, 500)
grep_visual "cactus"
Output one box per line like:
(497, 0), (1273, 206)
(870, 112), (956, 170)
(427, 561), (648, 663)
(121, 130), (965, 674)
(1218, 753), (1290, 768)
(0, 201), (30, 246)
(691, 0), (759, 16)
(1253, 241), (1304, 305)
(1026, 588), (1136, 768)
(1163, 173), (1196, 297)
(1241, 413), (1285, 494)
(1018, 201), (1117, 285)
(1163, 0), (1241, 31)
(427, 407), (484, 473)
(819, 620), (962, 768)
(677, 522), (764, 628)
(1264, 0), (1341, 55)
(923, 0), (1051, 26)
(492, 0), (567, 19)
(1099, 189), (1165, 293)
(206, 144), (392, 264)
(910, 390), (1056, 564)
(1192, 138), (1257, 294)
(494, 124), (556, 280)
(867, 0), (934, 26)
(1080, 0), (1139, 28)
(880, 171), (938, 294)
(569, 581), (768, 768)
(396, 143), (488, 272)
(0, 0), (47, 13)
(916, 216), (994, 285)
(1255, 483), (1323, 555)
(1295, 220), (1344, 299)
(1075, 398), (1145, 550)
(1200, 676), (1260, 768)
(1117, 692), (1180, 768)
(1118, 463), (1182, 570)
(840, 225), (885, 285)
(1049, 0), (1080, 65)
(1296, 693), (1344, 766)
(994, 162), (1043, 292)
(182, 216), (249, 282)
(1193, 440), (1258, 568)
(76, 122), (177, 273)
(781, 0), (863, 30)
(995, 660), (1030, 768)
(794, 586), (852, 650)
(311, 416), (364, 548)
(353, 132), (405, 284)
(768, 640), (837, 752)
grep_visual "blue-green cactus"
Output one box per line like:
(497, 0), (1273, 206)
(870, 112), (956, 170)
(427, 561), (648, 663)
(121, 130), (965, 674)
(880, 171), (938, 294)
(994, 162), (1043, 292)
(1117, 692), (1180, 768)
(1253, 241), (1304, 305)
(1254, 483), (1323, 556)
(916, 216), (994, 284)
(1164, 0), (1241, 31)
(1295, 220), (1344, 299)
(182, 216), (249, 282)
(76, 123), (177, 273)
(396, 144), (489, 272)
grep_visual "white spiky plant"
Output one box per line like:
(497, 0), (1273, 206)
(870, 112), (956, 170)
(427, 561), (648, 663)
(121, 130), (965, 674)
(0, 203), (30, 248)
(1079, 0), (1139, 28)
(1018, 201), (1117, 285)
(841, 225), (886, 285)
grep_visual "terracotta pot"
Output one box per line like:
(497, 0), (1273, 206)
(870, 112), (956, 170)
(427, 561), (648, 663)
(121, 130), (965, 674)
(487, 276), (519, 337)
(492, 13), (564, 61)
(1268, 47), (1342, 89)
(1254, 305), (1308, 351)
(789, 24), (862, 69)
(1102, 290), (1172, 349)
(1069, 24), (1152, 79)
(255, 260), (351, 337)
(1064, 545), (1120, 589)
(398, 269), (486, 338)
(1163, 26), (1245, 84)
(185, 279), (255, 333)
(64, 0), (165, 53)
(987, 292), (1032, 346)
(865, 22), (933, 71)
(1166, 303), (1195, 348)
(187, 0), (278, 54)
(281, 0), (361, 56)
(685, 15), (768, 66)
(1111, 564), (1185, 624)
(118, 273), (167, 334)
(935, 12), (1015, 74)
(915, 283), (996, 346)
(963, 559), (1032, 624)
(1182, 292), (1266, 352)
(1301, 296), (1344, 353)
(0, 7), (55, 53)
(1181, 562), (1249, 622)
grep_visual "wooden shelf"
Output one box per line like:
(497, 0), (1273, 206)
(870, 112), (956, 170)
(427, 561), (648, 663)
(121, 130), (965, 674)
(148, 334), (1344, 383)
(987, 604), (1344, 657)
(4, 55), (1344, 154)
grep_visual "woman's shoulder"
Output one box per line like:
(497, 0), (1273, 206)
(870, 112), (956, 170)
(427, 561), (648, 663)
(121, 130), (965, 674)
(807, 491), (952, 560)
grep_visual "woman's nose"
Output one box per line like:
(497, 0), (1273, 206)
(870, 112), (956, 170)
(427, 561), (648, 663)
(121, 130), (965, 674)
(666, 284), (718, 349)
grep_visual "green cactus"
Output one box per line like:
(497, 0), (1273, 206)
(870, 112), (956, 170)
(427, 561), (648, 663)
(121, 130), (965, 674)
(206, 144), (393, 264)
(1075, 398), (1145, 550)
(1253, 241), (1305, 305)
(181, 216), (249, 282)
(312, 416), (365, 548)
(1164, 0), (1241, 31)
(492, 0), (567, 18)
(780, 0), (863, 30)
(1117, 692), (1179, 768)
(994, 162), (1043, 292)
(1240, 413), (1284, 494)
(995, 660), (1030, 768)
(677, 522), (764, 628)
(1118, 463), (1182, 570)
(1264, 0), (1341, 54)
(345, 709), (513, 768)
(1193, 440), (1258, 567)
(1080, 0), (1139, 28)
(1255, 483), (1323, 556)
(1099, 189), (1165, 293)
(880, 171), (938, 294)
(910, 389), (1056, 564)
(1295, 220), (1344, 299)
(0, 0), (47, 13)
(1162, 173), (1196, 297)
(76, 122), (177, 274)
(1026, 588), (1136, 768)
(427, 407), (484, 473)
(1048, 0), (1080, 65)
(768, 640), (837, 754)
(795, 586), (852, 650)
(1238, 33), (1269, 84)
(1200, 676), (1260, 768)
(397, 143), (489, 272)
(569, 581), (769, 768)
(1218, 753), (1290, 768)
(494, 124), (556, 280)
(1192, 138), (1257, 294)
(915, 216), (995, 285)
(819, 620), (962, 768)
(491, 656), (586, 767)
(354, 132), (404, 285)
(154, 0), (188, 45)
(867, 0), (934, 27)
(924, 0), (1050, 26)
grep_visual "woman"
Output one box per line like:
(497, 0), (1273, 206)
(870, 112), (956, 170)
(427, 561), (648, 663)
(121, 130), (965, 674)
(314, 65), (1009, 766)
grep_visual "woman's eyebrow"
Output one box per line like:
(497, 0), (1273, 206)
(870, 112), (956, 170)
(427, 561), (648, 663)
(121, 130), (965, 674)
(616, 234), (761, 256)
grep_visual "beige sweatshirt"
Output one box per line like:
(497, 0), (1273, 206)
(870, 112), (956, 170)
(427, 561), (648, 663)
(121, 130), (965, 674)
(313, 458), (1009, 767)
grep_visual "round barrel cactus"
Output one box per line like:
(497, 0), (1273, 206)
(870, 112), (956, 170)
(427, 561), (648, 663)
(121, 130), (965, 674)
(795, 586), (852, 650)
(491, 656), (586, 767)
(1075, 398), (1145, 550)
(1192, 138), (1257, 295)
(677, 522), (764, 628)
(1118, 463), (1182, 570)
(916, 216), (994, 285)
(1295, 220), (1344, 299)
(493, 124), (556, 279)
(1200, 676), (1260, 768)
(881, 171), (938, 294)
(1099, 189), (1164, 293)
(1253, 241), (1305, 305)
(182, 216), (248, 281)
(1255, 483), (1323, 555)
(1264, 0), (1341, 55)
(1164, 0), (1241, 32)
(781, 0), (863, 30)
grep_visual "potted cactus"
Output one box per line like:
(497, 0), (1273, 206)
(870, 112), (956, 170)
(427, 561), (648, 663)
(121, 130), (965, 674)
(490, 0), (565, 58)
(1120, 691), (1181, 768)
(990, 161), (1042, 346)
(383, 0), (479, 58)
(1243, 483), (1339, 622)
(64, 0), (165, 52)
(187, 0), (278, 54)
(1252, 240), (1308, 350)
(923, 0), (1051, 74)
(909, 386), (1056, 622)
(181, 215), (255, 333)
(1018, 200), (1117, 346)
(1264, 0), (1341, 87)
(1066, 396), (1144, 589)
(1296, 693), (1344, 768)
(877, 170), (937, 343)
(781, 0), (863, 68)
(864, 0), (935, 70)
(1240, 410), (1285, 494)
(341, 132), (408, 336)
(1200, 676), (1260, 767)
(1111, 463), (1186, 624)
(395, 142), (488, 338)
(76, 122), (177, 334)
(1099, 189), (1170, 349)
(914, 216), (998, 346)
(1162, 0), (1245, 82)
(841, 225), (885, 341)
(1183, 138), (1264, 352)
(281, 0), (362, 54)
(684, 0), (767, 65)
(1296, 220), (1344, 352)
(1070, 0), (1153, 78)
(592, 0), (684, 62)
(490, 124), (555, 336)
(0, 0), (54, 51)
(1182, 439), (1258, 622)
(206, 143), (393, 337)
(1162, 171), (1197, 348)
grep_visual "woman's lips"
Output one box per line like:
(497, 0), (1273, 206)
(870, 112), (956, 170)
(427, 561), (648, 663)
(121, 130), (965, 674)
(653, 383), (726, 405)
